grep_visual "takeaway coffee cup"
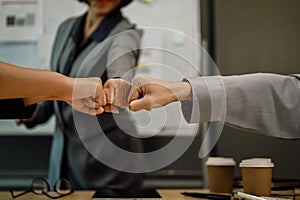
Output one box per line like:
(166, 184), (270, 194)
(239, 158), (275, 196)
(206, 157), (236, 193)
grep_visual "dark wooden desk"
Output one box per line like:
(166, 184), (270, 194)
(0, 189), (299, 200)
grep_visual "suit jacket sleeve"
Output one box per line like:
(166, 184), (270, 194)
(181, 73), (300, 139)
(106, 28), (143, 81)
(0, 99), (36, 119)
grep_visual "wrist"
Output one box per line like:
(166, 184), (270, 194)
(56, 74), (74, 102)
(172, 82), (192, 101)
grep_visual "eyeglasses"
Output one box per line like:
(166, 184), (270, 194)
(10, 177), (74, 199)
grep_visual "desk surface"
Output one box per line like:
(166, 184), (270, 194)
(0, 191), (95, 200)
(158, 189), (211, 200)
(0, 189), (206, 200)
(0, 189), (299, 200)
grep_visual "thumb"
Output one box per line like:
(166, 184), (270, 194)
(129, 98), (151, 112)
(128, 89), (140, 103)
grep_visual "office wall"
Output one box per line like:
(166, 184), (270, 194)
(0, 0), (203, 188)
(214, 0), (300, 75)
(213, 0), (300, 179)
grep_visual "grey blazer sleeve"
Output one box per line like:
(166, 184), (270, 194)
(106, 29), (143, 81)
(181, 73), (300, 139)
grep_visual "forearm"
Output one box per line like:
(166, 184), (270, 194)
(223, 73), (300, 138)
(182, 73), (300, 139)
(0, 61), (73, 104)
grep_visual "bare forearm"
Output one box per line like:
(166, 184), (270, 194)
(0, 61), (73, 104)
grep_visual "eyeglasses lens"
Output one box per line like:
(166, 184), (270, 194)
(32, 178), (49, 194)
(55, 179), (72, 195)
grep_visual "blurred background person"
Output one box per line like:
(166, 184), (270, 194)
(18, 0), (144, 190)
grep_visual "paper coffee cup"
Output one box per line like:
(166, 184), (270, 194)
(239, 158), (275, 196)
(206, 157), (236, 193)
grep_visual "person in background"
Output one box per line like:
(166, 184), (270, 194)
(128, 74), (300, 139)
(0, 61), (105, 118)
(18, 0), (144, 190)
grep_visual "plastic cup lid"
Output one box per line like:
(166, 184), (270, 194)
(239, 158), (275, 168)
(205, 157), (236, 166)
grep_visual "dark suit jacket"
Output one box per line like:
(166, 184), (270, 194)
(0, 99), (36, 119)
